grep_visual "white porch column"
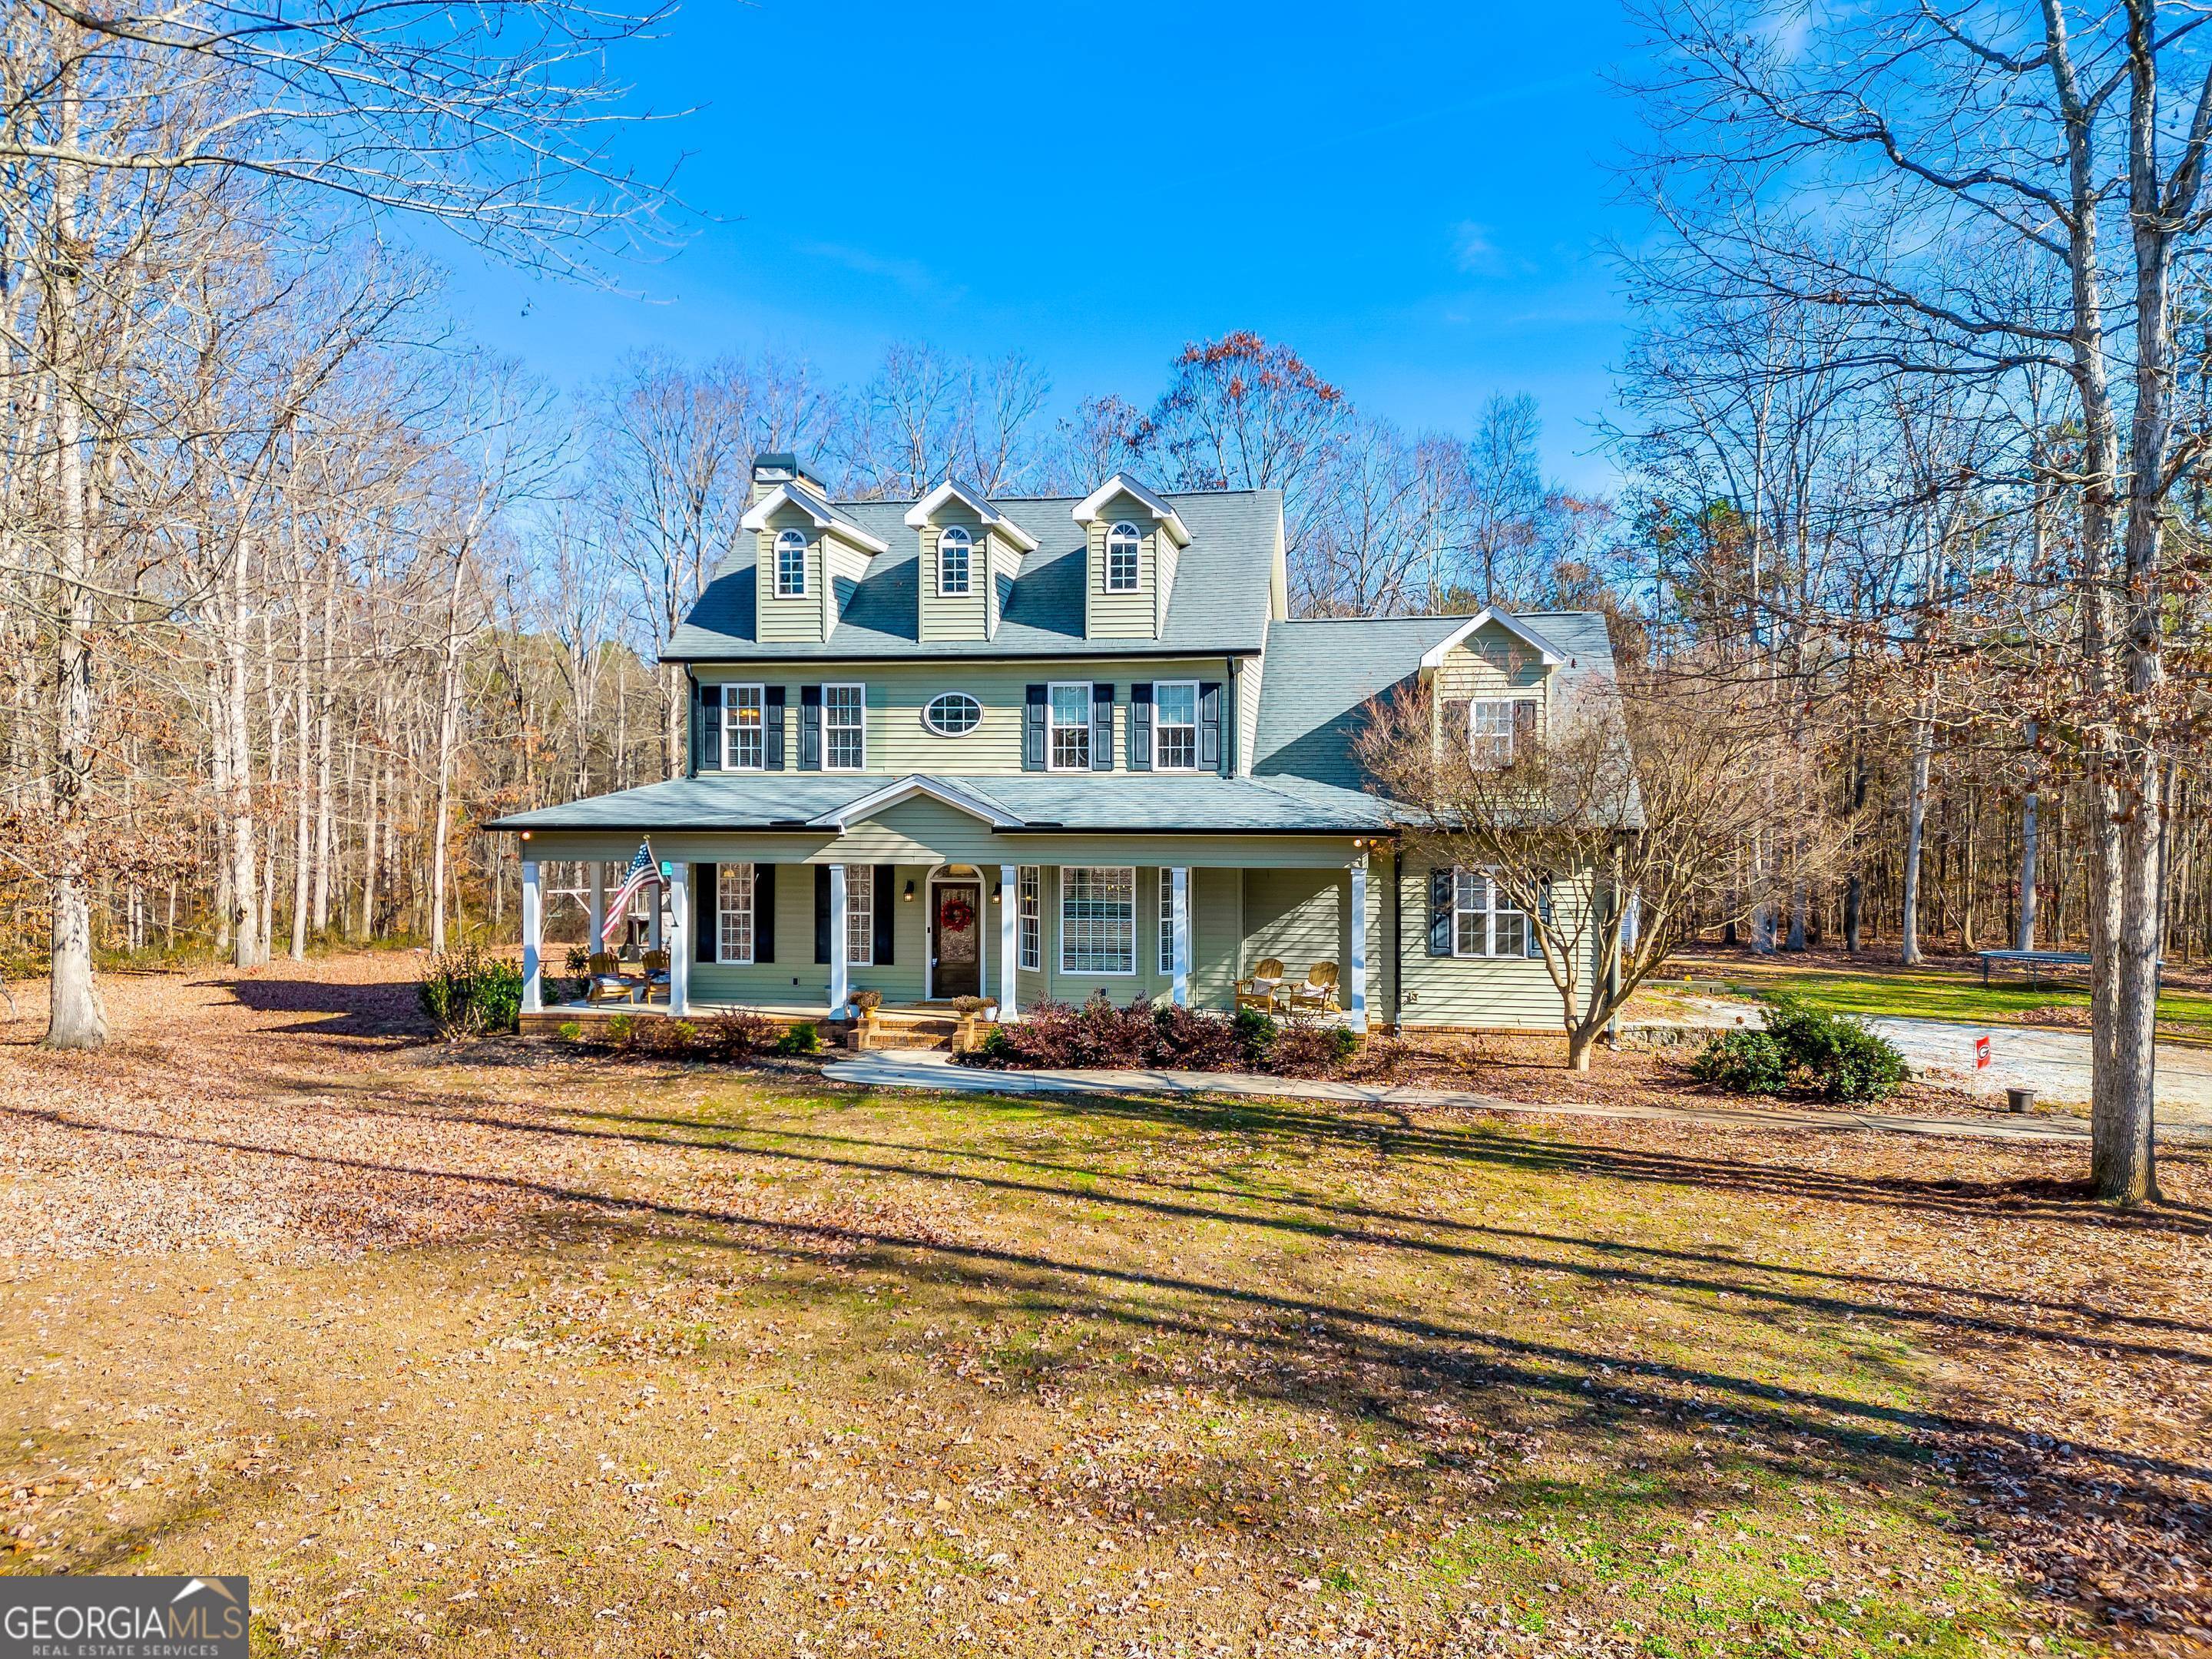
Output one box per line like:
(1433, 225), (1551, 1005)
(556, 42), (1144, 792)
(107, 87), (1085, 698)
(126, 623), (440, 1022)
(1171, 866), (1190, 1006)
(828, 863), (849, 1016)
(648, 873), (664, 952)
(999, 863), (1019, 1019)
(520, 859), (543, 1014)
(588, 860), (606, 950)
(1347, 857), (1369, 1033)
(667, 863), (690, 1016)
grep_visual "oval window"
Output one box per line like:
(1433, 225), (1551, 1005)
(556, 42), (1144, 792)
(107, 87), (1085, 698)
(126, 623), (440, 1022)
(924, 691), (983, 737)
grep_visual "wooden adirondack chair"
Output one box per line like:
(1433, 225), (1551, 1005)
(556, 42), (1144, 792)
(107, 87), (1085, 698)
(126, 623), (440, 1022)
(1286, 961), (1339, 1013)
(1235, 957), (1286, 1012)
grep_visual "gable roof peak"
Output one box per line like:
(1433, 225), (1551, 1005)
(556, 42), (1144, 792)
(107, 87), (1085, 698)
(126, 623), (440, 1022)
(901, 478), (1040, 550)
(1071, 474), (1191, 547)
(1415, 606), (1568, 671)
(738, 478), (890, 554)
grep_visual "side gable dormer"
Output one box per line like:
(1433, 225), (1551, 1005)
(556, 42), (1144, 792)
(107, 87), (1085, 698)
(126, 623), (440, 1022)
(904, 478), (1036, 643)
(1417, 608), (1565, 763)
(1072, 474), (1190, 640)
(740, 475), (888, 645)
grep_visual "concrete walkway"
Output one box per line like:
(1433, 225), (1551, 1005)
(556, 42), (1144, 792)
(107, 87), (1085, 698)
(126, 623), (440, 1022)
(1678, 995), (2212, 1126)
(823, 1051), (2212, 1147)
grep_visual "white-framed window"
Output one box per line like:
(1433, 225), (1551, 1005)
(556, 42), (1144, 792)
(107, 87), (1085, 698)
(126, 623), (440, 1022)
(1157, 869), (1177, 975)
(775, 528), (808, 598)
(1452, 867), (1529, 958)
(1105, 521), (1141, 591)
(846, 864), (874, 966)
(924, 690), (982, 737)
(1469, 698), (1534, 767)
(1154, 680), (1198, 770)
(723, 684), (764, 770)
(717, 862), (756, 964)
(1048, 681), (1092, 771)
(1060, 866), (1135, 975)
(938, 525), (972, 596)
(825, 683), (866, 770)
(1018, 866), (1041, 970)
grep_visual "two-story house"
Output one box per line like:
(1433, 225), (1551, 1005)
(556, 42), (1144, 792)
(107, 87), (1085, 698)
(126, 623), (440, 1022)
(494, 454), (1626, 1036)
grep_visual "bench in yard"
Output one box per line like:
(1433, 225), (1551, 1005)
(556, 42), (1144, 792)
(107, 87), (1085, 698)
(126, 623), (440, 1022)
(1978, 949), (2093, 987)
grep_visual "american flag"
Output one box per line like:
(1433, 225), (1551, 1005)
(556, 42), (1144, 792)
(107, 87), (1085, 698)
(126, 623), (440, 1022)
(600, 839), (661, 946)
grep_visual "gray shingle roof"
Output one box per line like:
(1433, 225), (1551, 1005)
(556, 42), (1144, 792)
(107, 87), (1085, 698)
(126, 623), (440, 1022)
(665, 489), (1280, 662)
(1252, 611), (1627, 791)
(489, 771), (1392, 835)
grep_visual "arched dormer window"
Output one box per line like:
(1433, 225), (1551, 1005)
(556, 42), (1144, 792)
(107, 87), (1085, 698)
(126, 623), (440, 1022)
(1105, 521), (1141, 592)
(938, 525), (972, 596)
(774, 528), (807, 598)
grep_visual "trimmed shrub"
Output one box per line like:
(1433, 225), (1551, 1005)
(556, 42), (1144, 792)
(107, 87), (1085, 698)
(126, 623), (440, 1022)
(704, 1009), (776, 1059)
(773, 1021), (820, 1057)
(418, 943), (524, 1037)
(603, 1013), (637, 1051)
(555, 1020), (584, 1042)
(1689, 1028), (1789, 1094)
(1762, 995), (1910, 1102)
(961, 995), (1367, 1079)
(1232, 1008), (1279, 1068)
(1271, 1018), (1360, 1075)
(637, 1018), (697, 1055)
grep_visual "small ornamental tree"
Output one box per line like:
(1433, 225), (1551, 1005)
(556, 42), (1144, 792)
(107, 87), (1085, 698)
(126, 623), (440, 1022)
(1358, 659), (1836, 1070)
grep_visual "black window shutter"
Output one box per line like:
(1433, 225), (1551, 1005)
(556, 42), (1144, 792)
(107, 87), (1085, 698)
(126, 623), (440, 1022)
(873, 864), (896, 965)
(1129, 683), (1153, 771)
(700, 684), (722, 773)
(1427, 867), (1455, 957)
(800, 685), (822, 771)
(1090, 684), (1114, 773)
(687, 679), (704, 779)
(1198, 681), (1223, 773)
(694, 863), (717, 962)
(1512, 699), (1538, 758)
(754, 863), (777, 962)
(1443, 699), (1471, 759)
(1022, 684), (1046, 771)
(813, 864), (831, 962)
(764, 687), (786, 770)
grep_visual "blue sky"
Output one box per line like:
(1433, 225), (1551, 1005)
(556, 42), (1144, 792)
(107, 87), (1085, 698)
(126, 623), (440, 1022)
(442, 0), (1647, 491)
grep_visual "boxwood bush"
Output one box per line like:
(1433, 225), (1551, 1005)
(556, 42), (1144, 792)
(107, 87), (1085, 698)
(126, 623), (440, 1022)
(417, 943), (524, 1037)
(1690, 996), (1909, 1103)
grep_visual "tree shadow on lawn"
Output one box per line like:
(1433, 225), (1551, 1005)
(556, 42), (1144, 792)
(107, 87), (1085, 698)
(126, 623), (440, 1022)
(216, 974), (432, 1040)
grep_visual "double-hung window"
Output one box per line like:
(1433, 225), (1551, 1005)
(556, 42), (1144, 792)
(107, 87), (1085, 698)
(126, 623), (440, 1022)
(1048, 682), (1091, 770)
(939, 526), (972, 596)
(717, 863), (756, 964)
(775, 528), (808, 598)
(1018, 866), (1041, 970)
(1105, 522), (1141, 591)
(1060, 866), (1135, 975)
(1469, 698), (1534, 767)
(824, 683), (866, 770)
(846, 864), (874, 966)
(1154, 680), (1198, 770)
(1452, 867), (1529, 958)
(1157, 870), (1177, 975)
(724, 684), (764, 770)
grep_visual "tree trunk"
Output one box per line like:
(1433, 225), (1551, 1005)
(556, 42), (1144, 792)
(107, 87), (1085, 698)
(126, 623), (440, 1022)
(2018, 723), (2040, 952)
(1900, 693), (1932, 965)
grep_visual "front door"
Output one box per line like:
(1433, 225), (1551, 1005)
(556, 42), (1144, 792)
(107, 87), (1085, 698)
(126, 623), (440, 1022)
(932, 882), (982, 999)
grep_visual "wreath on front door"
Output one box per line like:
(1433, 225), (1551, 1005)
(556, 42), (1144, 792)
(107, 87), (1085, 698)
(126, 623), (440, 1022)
(939, 894), (976, 931)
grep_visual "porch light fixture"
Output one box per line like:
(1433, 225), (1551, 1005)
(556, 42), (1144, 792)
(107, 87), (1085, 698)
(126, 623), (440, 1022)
(992, 883), (1002, 902)
(519, 831), (532, 841)
(902, 880), (916, 902)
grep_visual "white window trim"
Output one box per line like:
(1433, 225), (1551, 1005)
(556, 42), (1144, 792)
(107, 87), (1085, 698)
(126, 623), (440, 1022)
(1469, 697), (1534, 767)
(938, 525), (972, 597)
(774, 528), (808, 598)
(1104, 521), (1141, 592)
(722, 682), (766, 770)
(923, 690), (984, 739)
(1046, 680), (1093, 773)
(1452, 866), (1530, 959)
(717, 862), (757, 965)
(846, 863), (875, 967)
(1059, 865), (1137, 977)
(823, 681), (867, 771)
(1018, 866), (1041, 971)
(1152, 678), (1200, 771)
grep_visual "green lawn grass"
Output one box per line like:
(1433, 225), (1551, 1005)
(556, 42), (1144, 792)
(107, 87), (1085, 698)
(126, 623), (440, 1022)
(1683, 960), (2212, 1041)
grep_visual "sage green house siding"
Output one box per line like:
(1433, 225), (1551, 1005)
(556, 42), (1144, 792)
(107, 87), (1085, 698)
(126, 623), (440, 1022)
(505, 462), (1633, 1035)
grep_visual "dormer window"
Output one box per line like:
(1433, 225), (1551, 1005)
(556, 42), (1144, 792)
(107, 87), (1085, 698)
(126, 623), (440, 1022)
(939, 526), (972, 596)
(1106, 522), (1141, 591)
(775, 528), (807, 598)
